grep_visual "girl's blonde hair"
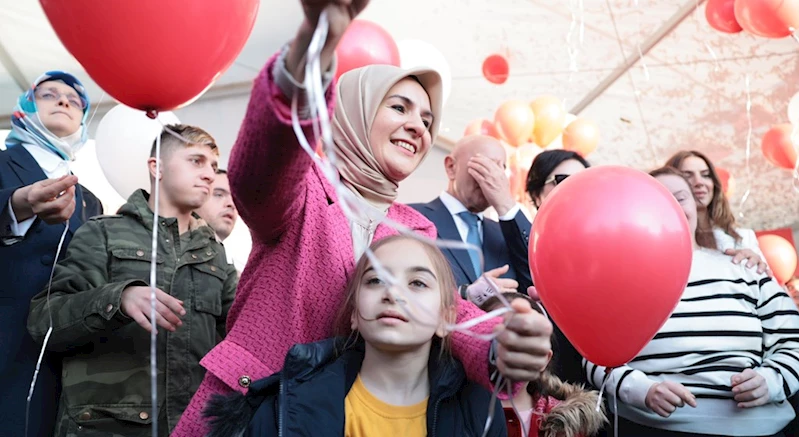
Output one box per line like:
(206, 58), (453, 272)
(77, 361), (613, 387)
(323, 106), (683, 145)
(334, 235), (459, 353)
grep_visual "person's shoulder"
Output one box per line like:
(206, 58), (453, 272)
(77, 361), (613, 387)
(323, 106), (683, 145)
(690, 248), (764, 283)
(392, 202), (435, 227)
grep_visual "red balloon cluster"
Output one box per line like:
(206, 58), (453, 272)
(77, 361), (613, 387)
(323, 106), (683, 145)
(530, 166), (693, 367)
(706, 0), (799, 39)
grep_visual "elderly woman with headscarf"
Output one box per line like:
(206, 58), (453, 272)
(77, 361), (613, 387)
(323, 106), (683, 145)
(173, 1), (554, 435)
(0, 71), (101, 436)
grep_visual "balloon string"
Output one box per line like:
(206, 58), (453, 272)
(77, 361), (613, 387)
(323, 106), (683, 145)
(790, 28), (799, 44)
(738, 74), (752, 218)
(25, 220), (69, 437)
(792, 123), (799, 193)
(148, 127), (161, 437)
(85, 92), (107, 130)
(565, 0), (583, 80)
(693, 0), (720, 72)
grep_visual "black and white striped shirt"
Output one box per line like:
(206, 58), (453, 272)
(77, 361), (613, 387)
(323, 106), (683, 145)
(585, 249), (799, 436)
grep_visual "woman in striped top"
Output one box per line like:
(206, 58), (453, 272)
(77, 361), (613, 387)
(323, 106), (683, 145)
(584, 166), (799, 437)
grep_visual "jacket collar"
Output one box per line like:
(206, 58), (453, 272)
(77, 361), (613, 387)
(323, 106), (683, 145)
(250, 337), (464, 436)
(119, 189), (215, 242)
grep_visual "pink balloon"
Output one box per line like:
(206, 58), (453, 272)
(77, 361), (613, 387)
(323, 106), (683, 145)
(734, 0), (799, 38)
(706, 0), (743, 33)
(335, 20), (400, 79)
(530, 166), (692, 367)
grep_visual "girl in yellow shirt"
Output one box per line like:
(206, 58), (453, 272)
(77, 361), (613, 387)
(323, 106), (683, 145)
(205, 235), (507, 437)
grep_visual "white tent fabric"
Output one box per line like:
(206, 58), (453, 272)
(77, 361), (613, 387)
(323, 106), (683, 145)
(1, 0), (798, 233)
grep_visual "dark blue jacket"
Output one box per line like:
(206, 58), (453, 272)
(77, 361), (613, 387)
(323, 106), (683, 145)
(409, 198), (533, 292)
(0, 145), (102, 437)
(204, 338), (507, 437)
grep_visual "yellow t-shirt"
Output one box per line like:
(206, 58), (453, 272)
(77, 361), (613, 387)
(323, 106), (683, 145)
(344, 375), (428, 437)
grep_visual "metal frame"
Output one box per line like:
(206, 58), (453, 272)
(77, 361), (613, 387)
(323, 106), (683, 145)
(0, 36), (28, 92)
(568, 0), (707, 115)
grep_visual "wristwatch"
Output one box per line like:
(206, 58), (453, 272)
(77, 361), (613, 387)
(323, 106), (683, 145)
(458, 284), (470, 300)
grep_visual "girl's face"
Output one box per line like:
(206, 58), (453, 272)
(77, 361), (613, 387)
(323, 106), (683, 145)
(352, 239), (446, 352)
(369, 78), (434, 183)
(655, 174), (698, 237)
(679, 155), (714, 209)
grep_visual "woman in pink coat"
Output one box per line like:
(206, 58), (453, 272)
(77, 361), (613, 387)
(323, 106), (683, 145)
(174, 2), (553, 435)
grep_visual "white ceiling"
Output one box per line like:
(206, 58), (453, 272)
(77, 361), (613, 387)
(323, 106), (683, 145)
(1, 0), (798, 230)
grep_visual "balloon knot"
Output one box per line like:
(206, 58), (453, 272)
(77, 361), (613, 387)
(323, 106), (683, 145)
(146, 109), (158, 120)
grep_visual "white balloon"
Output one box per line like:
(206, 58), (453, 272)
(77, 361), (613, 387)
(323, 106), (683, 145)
(789, 92), (799, 125)
(69, 140), (127, 214)
(95, 105), (180, 199)
(397, 39), (452, 106)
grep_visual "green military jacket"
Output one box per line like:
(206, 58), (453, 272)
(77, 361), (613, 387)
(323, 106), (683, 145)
(27, 190), (238, 436)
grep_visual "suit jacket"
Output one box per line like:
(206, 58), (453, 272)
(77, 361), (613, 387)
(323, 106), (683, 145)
(409, 197), (533, 291)
(0, 145), (102, 437)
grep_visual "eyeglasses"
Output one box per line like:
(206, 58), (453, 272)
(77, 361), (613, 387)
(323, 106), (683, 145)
(34, 89), (85, 110)
(544, 174), (570, 186)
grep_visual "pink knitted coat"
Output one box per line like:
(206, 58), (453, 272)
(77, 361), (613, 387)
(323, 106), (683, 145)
(171, 54), (499, 436)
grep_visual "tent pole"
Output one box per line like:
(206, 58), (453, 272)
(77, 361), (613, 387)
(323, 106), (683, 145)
(569, 0), (707, 115)
(0, 37), (28, 92)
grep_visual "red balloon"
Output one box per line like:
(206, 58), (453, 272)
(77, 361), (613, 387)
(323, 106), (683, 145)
(464, 119), (500, 138)
(530, 166), (692, 367)
(758, 234), (798, 284)
(482, 54), (509, 85)
(762, 123), (798, 170)
(40, 0), (259, 113)
(734, 0), (799, 38)
(335, 20), (400, 79)
(706, 0), (743, 33)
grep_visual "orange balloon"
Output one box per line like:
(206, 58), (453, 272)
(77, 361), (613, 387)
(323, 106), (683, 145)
(761, 124), (798, 170)
(758, 234), (798, 284)
(507, 144), (543, 200)
(530, 96), (566, 147)
(494, 100), (536, 147)
(562, 118), (600, 157)
(715, 167), (735, 198)
(464, 119), (500, 138)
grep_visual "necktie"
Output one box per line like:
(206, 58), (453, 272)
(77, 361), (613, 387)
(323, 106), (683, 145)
(457, 211), (482, 277)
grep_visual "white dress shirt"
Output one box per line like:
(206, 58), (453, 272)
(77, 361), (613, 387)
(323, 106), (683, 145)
(438, 191), (520, 243)
(6, 144), (70, 238)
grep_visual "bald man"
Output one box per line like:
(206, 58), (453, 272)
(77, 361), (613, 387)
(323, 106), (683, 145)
(409, 135), (533, 296)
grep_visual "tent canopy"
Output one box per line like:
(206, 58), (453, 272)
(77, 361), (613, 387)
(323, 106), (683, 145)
(1, 0), (796, 230)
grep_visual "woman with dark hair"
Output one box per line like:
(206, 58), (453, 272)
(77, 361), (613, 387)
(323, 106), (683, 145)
(665, 150), (767, 272)
(526, 150), (590, 209)
(523, 150), (591, 386)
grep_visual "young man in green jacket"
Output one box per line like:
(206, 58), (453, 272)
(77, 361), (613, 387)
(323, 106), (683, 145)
(27, 124), (238, 436)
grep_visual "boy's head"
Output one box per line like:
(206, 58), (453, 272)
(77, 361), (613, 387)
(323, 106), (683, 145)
(196, 169), (238, 241)
(148, 124), (219, 212)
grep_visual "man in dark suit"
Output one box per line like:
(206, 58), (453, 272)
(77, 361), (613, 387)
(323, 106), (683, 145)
(0, 71), (102, 437)
(410, 135), (532, 297)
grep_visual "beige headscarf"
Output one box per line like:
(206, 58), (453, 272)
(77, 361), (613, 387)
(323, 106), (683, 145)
(332, 64), (443, 211)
